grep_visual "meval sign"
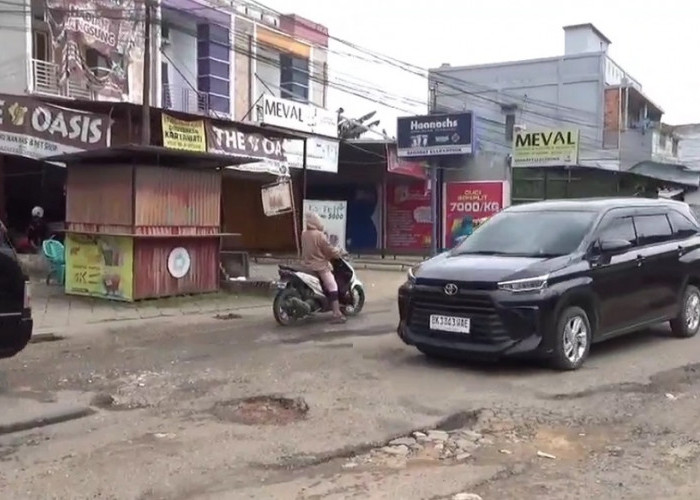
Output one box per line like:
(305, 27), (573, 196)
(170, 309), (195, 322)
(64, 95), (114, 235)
(396, 113), (473, 158)
(259, 94), (338, 138)
(512, 128), (580, 167)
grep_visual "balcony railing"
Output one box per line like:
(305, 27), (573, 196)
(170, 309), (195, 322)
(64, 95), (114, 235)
(31, 58), (94, 100)
(161, 83), (209, 115)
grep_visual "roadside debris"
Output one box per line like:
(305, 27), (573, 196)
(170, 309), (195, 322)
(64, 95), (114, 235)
(537, 450), (557, 460)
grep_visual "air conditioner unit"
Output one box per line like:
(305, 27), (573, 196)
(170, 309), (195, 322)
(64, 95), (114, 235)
(262, 13), (279, 27)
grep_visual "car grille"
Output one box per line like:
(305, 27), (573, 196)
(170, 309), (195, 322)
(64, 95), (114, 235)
(408, 287), (510, 344)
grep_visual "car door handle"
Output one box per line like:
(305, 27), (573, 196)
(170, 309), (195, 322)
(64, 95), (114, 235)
(636, 254), (645, 267)
(678, 245), (686, 257)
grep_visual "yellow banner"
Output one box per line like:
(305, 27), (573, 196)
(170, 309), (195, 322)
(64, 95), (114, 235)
(65, 234), (134, 301)
(512, 128), (580, 168)
(162, 114), (206, 152)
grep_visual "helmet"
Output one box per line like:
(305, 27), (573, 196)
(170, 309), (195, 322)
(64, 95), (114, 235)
(31, 206), (44, 218)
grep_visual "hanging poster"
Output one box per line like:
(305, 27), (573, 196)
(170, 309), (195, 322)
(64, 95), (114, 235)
(443, 181), (505, 248)
(261, 180), (293, 216)
(65, 233), (134, 301)
(385, 180), (431, 252)
(161, 114), (206, 152)
(303, 199), (347, 250)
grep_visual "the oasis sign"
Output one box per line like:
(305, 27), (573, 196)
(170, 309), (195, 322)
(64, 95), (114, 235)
(0, 94), (110, 159)
(512, 128), (580, 167)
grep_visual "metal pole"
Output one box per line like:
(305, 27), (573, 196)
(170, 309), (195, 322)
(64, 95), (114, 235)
(140, 0), (152, 145)
(302, 137), (308, 201)
(429, 83), (439, 255)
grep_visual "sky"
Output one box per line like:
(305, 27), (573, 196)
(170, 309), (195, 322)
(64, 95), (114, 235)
(262, 0), (699, 136)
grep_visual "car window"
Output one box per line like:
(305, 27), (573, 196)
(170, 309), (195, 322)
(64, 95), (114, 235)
(597, 216), (637, 246)
(668, 210), (699, 239)
(633, 214), (673, 246)
(453, 210), (597, 257)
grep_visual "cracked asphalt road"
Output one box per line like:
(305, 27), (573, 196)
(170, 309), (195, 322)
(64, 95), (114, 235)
(2, 272), (700, 498)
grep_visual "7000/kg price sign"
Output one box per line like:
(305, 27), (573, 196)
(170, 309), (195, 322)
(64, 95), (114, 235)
(443, 181), (505, 248)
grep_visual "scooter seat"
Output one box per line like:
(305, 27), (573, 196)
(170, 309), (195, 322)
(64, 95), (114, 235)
(279, 263), (314, 274)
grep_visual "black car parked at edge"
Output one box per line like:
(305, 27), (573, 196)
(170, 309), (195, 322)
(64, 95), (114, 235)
(397, 198), (700, 370)
(0, 231), (32, 359)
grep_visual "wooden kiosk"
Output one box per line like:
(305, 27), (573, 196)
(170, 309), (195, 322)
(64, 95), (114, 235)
(48, 145), (249, 301)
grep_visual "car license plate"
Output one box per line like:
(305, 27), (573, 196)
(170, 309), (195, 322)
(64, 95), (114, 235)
(429, 315), (471, 334)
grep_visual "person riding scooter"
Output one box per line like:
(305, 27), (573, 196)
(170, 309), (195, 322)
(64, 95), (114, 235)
(300, 212), (346, 324)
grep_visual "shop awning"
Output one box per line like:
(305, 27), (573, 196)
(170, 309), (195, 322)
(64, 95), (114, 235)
(44, 144), (273, 169)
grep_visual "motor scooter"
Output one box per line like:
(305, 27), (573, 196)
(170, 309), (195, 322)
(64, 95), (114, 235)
(272, 257), (365, 326)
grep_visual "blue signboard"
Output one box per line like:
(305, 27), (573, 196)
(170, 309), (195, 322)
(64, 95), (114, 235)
(396, 113), (473, 158)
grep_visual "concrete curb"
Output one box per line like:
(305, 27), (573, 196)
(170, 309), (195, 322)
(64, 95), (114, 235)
(0, 406), (96, 436)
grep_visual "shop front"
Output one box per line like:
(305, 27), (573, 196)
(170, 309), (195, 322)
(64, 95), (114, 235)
(0, 93), (112, 251)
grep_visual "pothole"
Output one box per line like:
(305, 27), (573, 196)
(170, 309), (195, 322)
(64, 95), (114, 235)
(210, 395), (309, 425)
(90, 392), (149, 411)
(214, 312), (242, 320)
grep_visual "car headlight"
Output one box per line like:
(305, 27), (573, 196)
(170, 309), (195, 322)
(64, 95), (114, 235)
(407, 264), (420, 282)
(497, 274), (549, 293)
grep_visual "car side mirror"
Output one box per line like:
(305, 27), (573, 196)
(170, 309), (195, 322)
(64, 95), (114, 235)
(598, 238), (632, 255)
(453, 235), (468, 247)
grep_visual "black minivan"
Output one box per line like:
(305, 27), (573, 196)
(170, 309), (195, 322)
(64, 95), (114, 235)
(397, 198), (700, 370)
(0, 230), (32, 358)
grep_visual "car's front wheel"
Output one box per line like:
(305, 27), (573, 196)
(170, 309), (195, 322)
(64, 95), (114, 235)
(670, 284), (700, 338)
(550, 306), (592, 371)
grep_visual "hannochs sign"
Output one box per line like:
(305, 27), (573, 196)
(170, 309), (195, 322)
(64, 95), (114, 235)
(512, 128), (580, 167)
(397, 113), (473, 158)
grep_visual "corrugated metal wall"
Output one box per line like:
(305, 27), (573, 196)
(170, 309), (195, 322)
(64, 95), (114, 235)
(66, 165), (133, 231)
(133, 238), (219, 299)
(134, 167), (221, 234)
(221, 176), (297, 253)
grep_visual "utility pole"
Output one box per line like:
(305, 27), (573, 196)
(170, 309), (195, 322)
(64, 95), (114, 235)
(429, 83), (439, 255)
(141, 0), (152, 145)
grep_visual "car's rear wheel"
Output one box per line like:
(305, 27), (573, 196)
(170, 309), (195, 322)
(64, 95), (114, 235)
(670, 285), (700, 338)
(550, 306), (592, 371)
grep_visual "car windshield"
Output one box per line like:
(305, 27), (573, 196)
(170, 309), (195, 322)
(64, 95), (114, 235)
(453, 210), (597, 257)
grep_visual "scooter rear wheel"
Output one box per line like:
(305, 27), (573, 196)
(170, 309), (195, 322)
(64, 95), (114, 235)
(273, 288), (303, 326)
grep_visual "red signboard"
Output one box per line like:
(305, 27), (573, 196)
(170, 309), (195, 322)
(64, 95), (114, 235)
(386, 144), (427, 179)
(385, 180), (431, 251)
(443, 181), (504, 248)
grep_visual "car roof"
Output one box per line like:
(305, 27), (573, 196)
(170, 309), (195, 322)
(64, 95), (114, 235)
(506, 197), (689, 213)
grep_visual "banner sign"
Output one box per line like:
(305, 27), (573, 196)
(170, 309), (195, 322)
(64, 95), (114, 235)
(386, 144), (427, 179)
(206, 123), (285, 161)
(303, 199), (347, 250)
(512, 128), (580, 167)
(161, 114), (205, 152)
(261, 180), (293, 216)
(65, 233), (133, 301)
(0, 94), (111, 159)
(443, 181), (504, 248)
(258, 94), (338, 138)
(397, 113), (473, 158)
(385, 180), (431, 251)
(46, 0), (145, 102)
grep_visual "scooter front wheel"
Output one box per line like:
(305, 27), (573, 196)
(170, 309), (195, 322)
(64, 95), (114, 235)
(273, 288), (302, 326)
(342, 285), (365, 317)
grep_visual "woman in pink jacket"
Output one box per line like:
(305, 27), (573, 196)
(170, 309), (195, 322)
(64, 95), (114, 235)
(300, 212), (346, 324)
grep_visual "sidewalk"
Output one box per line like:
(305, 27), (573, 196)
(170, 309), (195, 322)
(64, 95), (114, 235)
(29, 264), (406, 335)
(31, 282), (271, 334)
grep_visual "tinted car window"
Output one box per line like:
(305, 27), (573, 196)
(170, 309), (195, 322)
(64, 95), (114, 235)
(598, 217), (636, 245)
(668, 210), (698, 239)
(633, 214), (673, 246)
(454, 210), (597, 257)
